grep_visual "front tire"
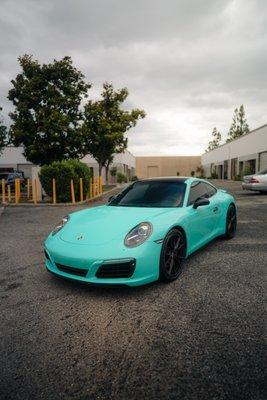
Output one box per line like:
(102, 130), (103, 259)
(224, 204), (237, 239)
(159, 229), (186, 283)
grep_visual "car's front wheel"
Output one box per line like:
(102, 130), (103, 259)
(224, 204), (237, 239)
(159, 229), (186, 283)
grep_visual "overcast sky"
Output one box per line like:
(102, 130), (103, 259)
(0, 0), (266, 155)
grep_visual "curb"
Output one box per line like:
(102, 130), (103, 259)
(1, 186), (121, 208)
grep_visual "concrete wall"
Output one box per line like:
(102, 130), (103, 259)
(0, 147), (136, 184)
(136, 156), (201, 179)
(201, 124), (267, 178)
(82, 150), (136, 183)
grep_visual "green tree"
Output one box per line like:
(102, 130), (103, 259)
(205, 127), (221, 152)
(0, 107), (8, 154)
(226, 105), (249, 142)
(81, 83), (145, 180)
(8, 55), (90, 165)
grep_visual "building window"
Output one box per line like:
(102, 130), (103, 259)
(223, 160), (228, 179)
(239, 161), (244, 175)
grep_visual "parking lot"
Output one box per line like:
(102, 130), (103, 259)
(0, 180), (266, 400)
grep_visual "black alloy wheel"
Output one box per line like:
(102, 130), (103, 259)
(160, 229), (186, 282)
(224, 204), (237, 239)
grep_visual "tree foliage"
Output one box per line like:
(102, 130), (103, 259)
(226, 105), (249, 142)
(205, 127), (221, 152)
(8, 55), (90, 165)
(80, 83), (145, 177)
(0, 106), (8, 154)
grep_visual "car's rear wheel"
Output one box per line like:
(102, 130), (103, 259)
(159, 229), (186, 283)
(224, 204), (237, 239)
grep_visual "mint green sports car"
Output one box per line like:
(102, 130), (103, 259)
(44, 178), (237, 286)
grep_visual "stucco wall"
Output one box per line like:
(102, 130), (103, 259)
(136, 156), (201, 178)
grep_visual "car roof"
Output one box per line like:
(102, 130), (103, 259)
(138, 177), (189, 183)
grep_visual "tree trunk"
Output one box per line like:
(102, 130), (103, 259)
(105, 165), (109, 184)
(98, 163), (103, 179)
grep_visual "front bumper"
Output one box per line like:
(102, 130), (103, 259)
(44, 235), (162, 287)
(242, 183), (267, 192)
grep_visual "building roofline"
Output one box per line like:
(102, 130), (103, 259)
(202, 123), (267, 156)
(135, 155), (201, 158)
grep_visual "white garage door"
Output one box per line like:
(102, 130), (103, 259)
(259, 152), (267, 171)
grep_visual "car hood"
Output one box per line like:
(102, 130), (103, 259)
(59, 205), (180, 245)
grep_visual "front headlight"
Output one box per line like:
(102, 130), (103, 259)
(51, 215), (69, 236)
(124, 222), (153, 248)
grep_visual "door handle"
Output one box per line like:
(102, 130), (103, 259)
(213, 206), (218, 212)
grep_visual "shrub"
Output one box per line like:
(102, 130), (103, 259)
(234, 174), (242, 181)
(191, 170), (195, 177)
(110, 167), (117, 177)
(116, 172), (127, 184)
(244, 165), (253, 176)
(210, 171), (218, 179)
(130, 175), (138, 181)
(196, 165), (204, 176)
(39, 159), (91, 202)
(176, 172), (180, 176)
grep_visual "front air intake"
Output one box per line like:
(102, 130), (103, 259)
(96, 259), (136, 278)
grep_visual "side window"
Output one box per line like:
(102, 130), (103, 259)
(187, 182), (209, 206)
(204, 183), (217, 198)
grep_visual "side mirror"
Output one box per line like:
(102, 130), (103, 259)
(193, 197), (210, 209)
(108, 195), (114, 202)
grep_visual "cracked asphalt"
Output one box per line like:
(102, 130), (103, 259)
(0, 181), (266, 400)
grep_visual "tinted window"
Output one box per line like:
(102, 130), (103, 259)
(109, 181), (186, 208)
(204, 183), (217, 198)
(187, 182), (209, 206)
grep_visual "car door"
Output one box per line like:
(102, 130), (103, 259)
(186, 181), (218, 253)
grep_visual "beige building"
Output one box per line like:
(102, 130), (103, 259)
(136, 156), (201, 179)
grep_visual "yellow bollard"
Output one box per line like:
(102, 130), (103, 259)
(95, 178), (98, 196)
(7, 185), (11, 202)
(70, 179), (75, 204)
(79, 178), (83, 202)
(52, 178), (56, 204)
(99, 176), (102, 194)
(1, 179), (5, 204)
(18, 179), (21, 201)
(32, 179), (37, 204)
(97, 177), (100, 195)
(27, 178), (30, 199)
(15, 178), (19, 204)
(90, 177), (93, 198)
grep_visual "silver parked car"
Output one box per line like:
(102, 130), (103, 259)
(242, 168), (267, 193)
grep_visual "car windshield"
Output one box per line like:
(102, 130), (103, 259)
(0, 173), (9, 179)
(258, 168), (267, 175)
(109, 180), (186, 208)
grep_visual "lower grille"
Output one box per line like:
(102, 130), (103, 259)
(55, 263), (88, 277)
(96, 259), (136, 279)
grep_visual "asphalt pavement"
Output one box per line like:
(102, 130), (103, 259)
(0, 181), (266, 400)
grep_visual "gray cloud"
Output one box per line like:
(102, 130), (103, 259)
(0, 0), (266, 155)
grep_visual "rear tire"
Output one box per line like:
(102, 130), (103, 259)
(159, 229), (186, 283)
(224, 204), (237, 239)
